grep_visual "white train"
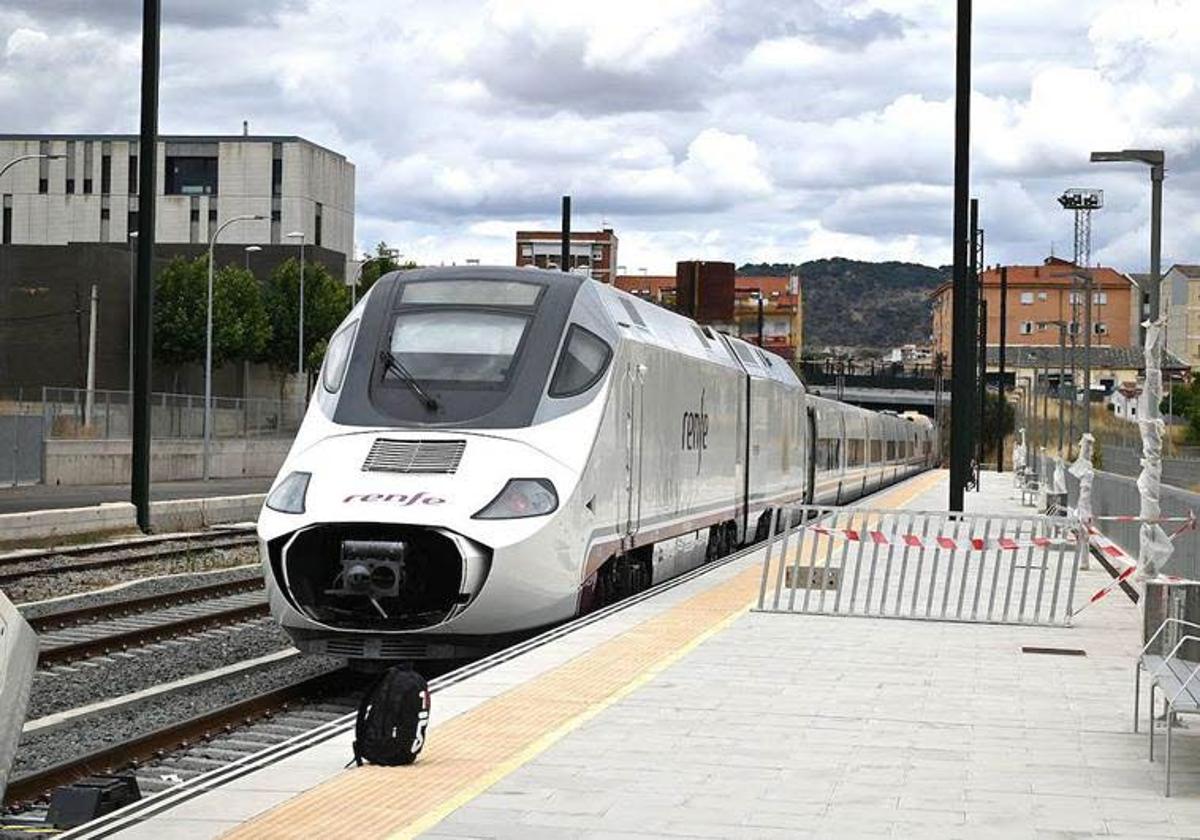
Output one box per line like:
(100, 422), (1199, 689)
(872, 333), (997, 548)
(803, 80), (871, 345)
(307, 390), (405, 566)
(257, 267), (937, 661)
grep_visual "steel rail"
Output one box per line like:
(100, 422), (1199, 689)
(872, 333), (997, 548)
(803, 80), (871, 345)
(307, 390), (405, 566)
(26, 578), (265, 633)
(37, 601), (270, 667)
(4, 667), (350, 808)
(0, 526), (256, 566)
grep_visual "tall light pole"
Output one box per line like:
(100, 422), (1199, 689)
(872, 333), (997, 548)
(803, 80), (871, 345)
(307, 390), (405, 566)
(351, 249), (399, 307)
(0, 153), (66, 182)
(244, 244), (261, 272)
(1090, 150), (1164, 344)
(204, 214), (263, 480)
(286, 231), (306, 375)
(127, 230), (138, 395)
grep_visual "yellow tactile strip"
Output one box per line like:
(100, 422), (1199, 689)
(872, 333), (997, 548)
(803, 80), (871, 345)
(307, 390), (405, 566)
(223, 470), (942, 840)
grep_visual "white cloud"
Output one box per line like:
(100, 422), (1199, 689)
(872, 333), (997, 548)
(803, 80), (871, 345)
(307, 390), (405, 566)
(0, 1), (1197, 275)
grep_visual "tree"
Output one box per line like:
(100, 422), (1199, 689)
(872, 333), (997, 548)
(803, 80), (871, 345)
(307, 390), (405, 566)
(154, 256), (206, 370)
(1162, 381), (1200, 444)
(212, 264), (271, 366)
(154, 255), (272, 375)
(262, 257), (350, 375)
(358, 241), (418, 297)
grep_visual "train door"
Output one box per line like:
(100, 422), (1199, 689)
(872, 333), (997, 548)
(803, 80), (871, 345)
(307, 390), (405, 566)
(805, 407), (817, 505)
(622, 360), (646, 545)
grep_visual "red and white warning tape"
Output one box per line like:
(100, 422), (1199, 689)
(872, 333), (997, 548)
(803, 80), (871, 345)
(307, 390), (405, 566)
(1092, 513), (1195, 525)
(805, 525), (1074, 552)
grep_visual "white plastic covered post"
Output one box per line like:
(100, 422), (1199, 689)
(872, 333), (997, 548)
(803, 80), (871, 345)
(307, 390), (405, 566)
(1137, 319), (1173, 579)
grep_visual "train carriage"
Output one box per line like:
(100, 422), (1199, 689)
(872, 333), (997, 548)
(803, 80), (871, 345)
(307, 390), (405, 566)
(257, 266), (937, 662)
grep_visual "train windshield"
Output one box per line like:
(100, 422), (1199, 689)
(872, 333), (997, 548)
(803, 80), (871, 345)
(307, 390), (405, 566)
(388, 310), (529, 385)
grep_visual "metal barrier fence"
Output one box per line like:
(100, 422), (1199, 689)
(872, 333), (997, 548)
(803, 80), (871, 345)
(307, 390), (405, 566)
(41, 387), (305, 441)
(1040, 451), (1200, 581)
(755, 504), (1084, 626)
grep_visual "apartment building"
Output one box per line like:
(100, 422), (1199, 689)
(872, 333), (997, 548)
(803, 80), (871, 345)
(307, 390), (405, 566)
(1162, 264), (1200, 368)
(515, 228), (618, 281)
(931, 257), (1138, 366)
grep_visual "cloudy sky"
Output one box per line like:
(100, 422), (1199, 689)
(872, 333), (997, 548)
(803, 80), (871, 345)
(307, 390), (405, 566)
(1, 0), (1196, 273)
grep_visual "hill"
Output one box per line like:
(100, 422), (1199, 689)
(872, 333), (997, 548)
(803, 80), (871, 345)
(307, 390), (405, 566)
(738, 258), (949, 351)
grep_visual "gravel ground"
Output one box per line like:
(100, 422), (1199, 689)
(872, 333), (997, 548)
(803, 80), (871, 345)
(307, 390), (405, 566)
(27, 618), (293, 719)
(4, 543), (259, 604)
(13, 653), (343, 776)
(17, 563), (263, 620)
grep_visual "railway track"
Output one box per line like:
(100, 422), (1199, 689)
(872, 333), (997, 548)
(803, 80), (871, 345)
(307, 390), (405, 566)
(35, 588), (269, 667)
(3, 537), (765, 833)
(0, 530), (258, 587)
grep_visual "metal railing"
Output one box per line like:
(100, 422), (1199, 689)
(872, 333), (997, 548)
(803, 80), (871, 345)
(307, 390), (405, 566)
(40, 387), (305, 441)
(755, 504), (1084, 626)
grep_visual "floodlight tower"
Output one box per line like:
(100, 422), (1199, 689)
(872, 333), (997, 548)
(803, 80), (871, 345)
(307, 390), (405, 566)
(1057, 188), (1102, 440)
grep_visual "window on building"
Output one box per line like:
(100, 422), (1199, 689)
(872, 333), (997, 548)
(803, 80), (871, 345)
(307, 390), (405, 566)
(270, 206), (281, 244)
(1068, 321), (1080, 335)
(99, 201), (110, 243)
(65, 140), (75, 194)
(128, 154), (138, 194)
(100, 152), (111, 194)
(165, 155), (218, 195)
(1093, 291), (1108, 304)
(1020, 321), (1034, 335)
(314, 202), (323, 248)
(82, 142), (94, 194)
(1037, 291), (1048, 301)
(2, 195), (11, 245)
(208, 205), (218, 243)
(271, 142), (283, 197)
(1094, 322), (1108, 335)
(128, 210), (138, 235)
(38, 142), (50, 193)
(189, 198), (200, 244)
(1020, 292), (1034, 304)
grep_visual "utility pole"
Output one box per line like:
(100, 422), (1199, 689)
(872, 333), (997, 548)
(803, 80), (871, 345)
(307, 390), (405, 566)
(948, 0), (973, 511)
(131, 0), (160, 532)
(560, 195), (571, 273)
(1083, 271), (1093, 434)
(997, 266), (1007, 470)
(85, 284), (98, 427)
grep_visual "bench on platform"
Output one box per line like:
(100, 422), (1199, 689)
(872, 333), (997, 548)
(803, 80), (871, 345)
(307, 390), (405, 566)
(1136, 618), (1200, 796)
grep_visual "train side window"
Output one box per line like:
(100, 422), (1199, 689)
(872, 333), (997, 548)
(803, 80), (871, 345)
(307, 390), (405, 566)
(549, 325), (612, 398)
(322, 319), (358, 393)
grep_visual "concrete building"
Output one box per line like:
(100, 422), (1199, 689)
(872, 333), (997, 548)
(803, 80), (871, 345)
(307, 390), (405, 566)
(0, 134), (356, 395)
(931, 257), (1138, 367)
(0, 134), (354, 255)
(614, 272), (804, 360)
(515, 228), (617, 281)
(1162, 264), (1200, 368)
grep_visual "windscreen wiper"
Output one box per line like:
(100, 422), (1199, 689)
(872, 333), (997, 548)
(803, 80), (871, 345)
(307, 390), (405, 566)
(378, 349), (439, 411)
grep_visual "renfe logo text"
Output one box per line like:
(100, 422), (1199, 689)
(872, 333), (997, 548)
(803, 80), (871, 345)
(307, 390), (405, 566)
(343, 492), (446, 505)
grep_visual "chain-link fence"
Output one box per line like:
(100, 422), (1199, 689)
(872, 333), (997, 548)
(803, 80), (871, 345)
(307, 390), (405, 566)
(41, 388), (306, 441)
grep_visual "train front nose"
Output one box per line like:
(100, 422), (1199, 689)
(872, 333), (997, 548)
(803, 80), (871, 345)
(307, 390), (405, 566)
(269, 521), (491, 632)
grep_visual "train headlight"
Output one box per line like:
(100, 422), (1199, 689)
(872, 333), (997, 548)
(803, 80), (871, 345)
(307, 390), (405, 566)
(266, 471), (311, 514)
(472, 478), (558, 519)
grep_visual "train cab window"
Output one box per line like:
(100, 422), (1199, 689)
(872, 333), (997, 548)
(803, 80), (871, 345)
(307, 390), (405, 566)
(549, 325), (612, 398)
(389, 310), (529, 385)
(401, 279), (541, 306)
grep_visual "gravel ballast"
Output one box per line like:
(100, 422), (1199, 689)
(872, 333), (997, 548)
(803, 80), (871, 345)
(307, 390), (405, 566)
(14, 654), (344, 776)
(5, 543), (259, 604)
(18, 564), (262, 620)
(27, 618), (293, 719)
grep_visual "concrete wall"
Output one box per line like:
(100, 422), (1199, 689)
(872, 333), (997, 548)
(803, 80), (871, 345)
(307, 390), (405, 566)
(0, 494), (265, 548)
(44, 438), (289, 486)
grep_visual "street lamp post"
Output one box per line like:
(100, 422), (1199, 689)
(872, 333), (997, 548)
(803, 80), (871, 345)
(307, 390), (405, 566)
(127, 230), (138, 395)
(204, 214), (264, 481)
(286, 231), (306, 375)
(0, 153), (66, 182)
(1090, 150), (1165, 344)
(244, 244), (262, 272)
(351, 249), (399, 307)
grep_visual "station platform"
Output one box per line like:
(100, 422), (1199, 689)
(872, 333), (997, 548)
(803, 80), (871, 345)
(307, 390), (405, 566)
(99, 470), (1196, 840)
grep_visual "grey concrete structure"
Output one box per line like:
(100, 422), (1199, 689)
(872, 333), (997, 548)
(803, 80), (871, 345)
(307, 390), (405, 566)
(0, 135), (354, 255)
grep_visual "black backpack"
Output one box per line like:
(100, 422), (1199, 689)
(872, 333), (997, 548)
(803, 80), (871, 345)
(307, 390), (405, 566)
(352, 667), (430, 767)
